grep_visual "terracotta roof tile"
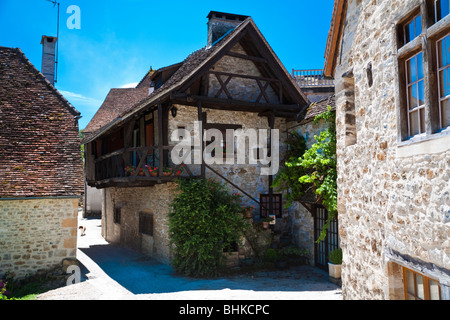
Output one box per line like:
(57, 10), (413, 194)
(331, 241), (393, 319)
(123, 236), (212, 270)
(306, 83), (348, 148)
(300, 94), (335, 123)
(0, 46), (84, 198)
(83, 87), (149, 133)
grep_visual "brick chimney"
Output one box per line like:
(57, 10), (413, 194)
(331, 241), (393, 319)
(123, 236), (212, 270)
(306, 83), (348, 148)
(207, 11), (249, 47)
(41, 35), (57, 85)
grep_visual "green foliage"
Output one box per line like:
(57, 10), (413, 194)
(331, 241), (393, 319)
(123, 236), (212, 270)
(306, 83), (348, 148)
(272, 131), (309, 207)
(168, 178), (249, 278)
(264, 248), (278, 263)
(277, 247), (309, 258)
(328, 248), (342, 265)
(274, 106), (337, 242)
(298, 106), (337, 242)
(0, 273), (43, 300)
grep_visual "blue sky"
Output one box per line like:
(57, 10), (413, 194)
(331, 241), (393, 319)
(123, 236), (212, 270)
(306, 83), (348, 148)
(0, 0), (335, 130)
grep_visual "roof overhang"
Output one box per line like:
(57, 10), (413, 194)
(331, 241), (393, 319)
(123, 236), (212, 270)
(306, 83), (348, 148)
(323, 0), (347, 78)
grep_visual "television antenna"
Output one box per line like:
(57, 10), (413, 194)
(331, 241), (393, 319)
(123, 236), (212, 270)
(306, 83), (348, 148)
(45, 0), (60, 84)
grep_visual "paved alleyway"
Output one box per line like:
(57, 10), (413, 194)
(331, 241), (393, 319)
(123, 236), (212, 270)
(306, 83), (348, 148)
(37, 211), (342, 300)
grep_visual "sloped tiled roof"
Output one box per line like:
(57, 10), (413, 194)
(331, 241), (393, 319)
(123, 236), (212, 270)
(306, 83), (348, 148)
(300, 94), (335, 124)
(83, 87), (149, 134)
(0, 46), (84, 198)
(83, 17), (309, 144)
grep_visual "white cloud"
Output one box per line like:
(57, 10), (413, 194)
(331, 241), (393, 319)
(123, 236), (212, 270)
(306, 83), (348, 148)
(59, 90), (103, 105)
(120, 82), (139, 88)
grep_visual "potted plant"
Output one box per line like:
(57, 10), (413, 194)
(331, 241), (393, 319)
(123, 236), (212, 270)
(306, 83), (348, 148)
(124, 166), (136, 176)
(163, 167), (172, 176)
(328, 248), (342, 280)
(174, 165), (184, 176)
(262, 216), (274, 229)
(146, 165), (158, 177)
(242, 206), (255, 218)
(138, 168), (145, 176)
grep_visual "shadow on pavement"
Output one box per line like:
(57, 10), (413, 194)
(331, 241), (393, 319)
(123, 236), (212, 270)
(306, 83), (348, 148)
(79, 243), (339, 295)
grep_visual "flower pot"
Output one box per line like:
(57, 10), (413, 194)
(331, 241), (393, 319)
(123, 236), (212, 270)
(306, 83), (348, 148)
(150, 172), (158, 177)
(245, 211), (253, 218)
(163, 172), (171, 176)
(328, 262), (342, 279)
(262, 221), (269, 229)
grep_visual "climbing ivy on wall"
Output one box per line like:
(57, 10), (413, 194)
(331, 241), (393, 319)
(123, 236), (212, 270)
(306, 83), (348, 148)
(274, 106), (337, 242)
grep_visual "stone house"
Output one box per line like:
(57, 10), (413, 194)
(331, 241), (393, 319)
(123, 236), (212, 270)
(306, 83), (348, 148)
(324, 0), (450, 299)
(82, 12), (319, 264)
(0, 38), (84, 280)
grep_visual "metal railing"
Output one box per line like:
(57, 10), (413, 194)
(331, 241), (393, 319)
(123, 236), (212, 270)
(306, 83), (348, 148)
(292, 69), (334, 87)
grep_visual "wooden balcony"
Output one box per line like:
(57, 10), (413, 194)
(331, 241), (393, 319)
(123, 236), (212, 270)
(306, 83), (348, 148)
(93, 146), (200, 188)
(292, 69), (334, 88)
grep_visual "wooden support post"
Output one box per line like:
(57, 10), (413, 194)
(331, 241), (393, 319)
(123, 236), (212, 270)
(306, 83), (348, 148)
(158, 101), (164, 177)
(197, 101), (205, 178)
(268, 114), (275, 216)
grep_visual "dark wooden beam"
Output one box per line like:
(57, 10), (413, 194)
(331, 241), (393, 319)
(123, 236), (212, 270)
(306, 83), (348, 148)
(197, 101), (205, 177)
(157, 101), (164, 177)
(225, 51), (268, 63)
(268, 114), (275, 216)
(209, 70), (280, 84)
(214, 73), (233, 99)
(244, 25), (307, 106)
(177, 28), (248, 93)
(257, 110), (298, 119)
(170, 94), (301, 112)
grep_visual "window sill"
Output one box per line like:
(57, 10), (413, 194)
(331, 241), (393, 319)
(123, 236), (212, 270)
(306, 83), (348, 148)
(397, 128), (450, 157)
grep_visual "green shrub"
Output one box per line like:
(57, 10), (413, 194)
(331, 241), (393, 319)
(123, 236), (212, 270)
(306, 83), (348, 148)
(168, 178), (249, 278)
(264, 248), (277, 263)
(328, 248), (342, 265)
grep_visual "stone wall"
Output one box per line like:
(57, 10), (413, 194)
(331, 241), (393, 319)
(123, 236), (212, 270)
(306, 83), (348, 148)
(102, 104), (296, 263)
(169, 104), (288, 211)
(102, 183), (178, 264)
(0, 197), (79, 280)
(334, 0), (450, 299)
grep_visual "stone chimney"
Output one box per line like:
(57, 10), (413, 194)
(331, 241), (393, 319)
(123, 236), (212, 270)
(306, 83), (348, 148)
(207, 11), (249, 47)
(40, 35), (57, 85)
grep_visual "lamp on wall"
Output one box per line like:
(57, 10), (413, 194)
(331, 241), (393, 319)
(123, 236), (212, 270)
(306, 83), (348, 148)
(171, 106), (178, 118)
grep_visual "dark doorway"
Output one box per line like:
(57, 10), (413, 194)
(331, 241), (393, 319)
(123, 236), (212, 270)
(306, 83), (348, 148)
(314, 205), (339, 271)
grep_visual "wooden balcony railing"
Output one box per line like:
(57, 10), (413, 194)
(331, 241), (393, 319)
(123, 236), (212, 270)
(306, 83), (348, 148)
(292, 69), (334, 87)
(94, 146), (200, 185)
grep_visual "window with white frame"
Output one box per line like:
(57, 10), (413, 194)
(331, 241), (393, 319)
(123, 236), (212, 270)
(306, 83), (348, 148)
(396, 2), (450, 141)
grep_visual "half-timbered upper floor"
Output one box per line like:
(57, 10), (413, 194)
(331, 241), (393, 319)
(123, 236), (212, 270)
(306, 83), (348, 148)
(82, 12), (310, 193)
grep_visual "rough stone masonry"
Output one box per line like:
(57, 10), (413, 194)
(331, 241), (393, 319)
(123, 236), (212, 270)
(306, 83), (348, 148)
(332, 0), (450, 299)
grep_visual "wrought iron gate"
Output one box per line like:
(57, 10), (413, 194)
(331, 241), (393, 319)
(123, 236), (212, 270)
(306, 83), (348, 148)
(314, 205), (339, 271)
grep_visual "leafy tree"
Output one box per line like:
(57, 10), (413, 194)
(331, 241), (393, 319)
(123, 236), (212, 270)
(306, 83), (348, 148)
(168, 178), (249, 278)
(274, 106), (337, 242)
(272, 131), (309, 207)
(298, 106), (337, 241)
